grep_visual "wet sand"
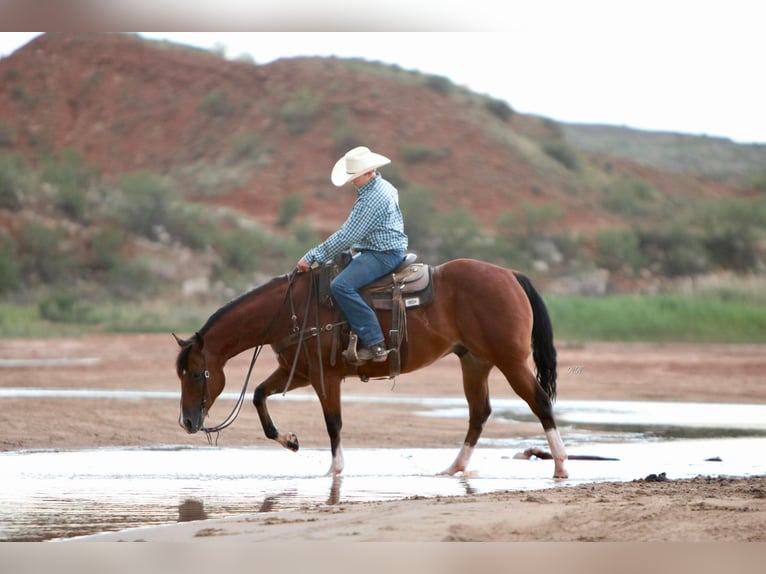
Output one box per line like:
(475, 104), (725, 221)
(1, 335), (765, 542)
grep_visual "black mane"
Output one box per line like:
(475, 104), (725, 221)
(198, 274), (289, 337)
(176, 273), (291, 374)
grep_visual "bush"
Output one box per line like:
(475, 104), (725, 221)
(276, 195), (303, 227)
(400, 144), (450, 164)
(280, 89), (322, 135)
(0, 251), (20, 294)
(105, 258), (157, 300)
(595, 228), (644, 272)
(19, 223), (74, 283)
(638, 226), (708, 277)
(199, 89), (234, 117)
(497, 202), (564, 241)
(399, 186), (437, 250)
(230, 131), (265, 162)
(542, 141), (581, 171)
(423, 74), (453, 95)
(484, 97), (514, 122)
(113, 172), (174, 239)
(39, 289), (94, 323)
(89, 227), (124, 271)
(42, 149), (95, 222)
(602, 177), (657, 218)
(685, 197), (766, 272)
(0, 122), (15, 147)
(434, 208), (483, 261)
(0, 154), (26, 210)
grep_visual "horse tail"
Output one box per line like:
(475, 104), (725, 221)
(513, 272), (557, 401)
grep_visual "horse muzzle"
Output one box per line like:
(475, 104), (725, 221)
(179, 409), (206, 434)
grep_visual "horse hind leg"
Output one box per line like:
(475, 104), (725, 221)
(314, 374), (345, 476)
(501, 362), (568, 479)
(440, 350), (493, 476)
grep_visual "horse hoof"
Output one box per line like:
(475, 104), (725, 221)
(286, 432), (299, 452)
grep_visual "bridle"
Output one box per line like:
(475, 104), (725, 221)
(182, 268), (343, 444)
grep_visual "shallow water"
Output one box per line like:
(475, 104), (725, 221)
(1, 393), (765, 542)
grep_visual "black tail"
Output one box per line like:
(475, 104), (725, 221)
(513, 272), (557, 401)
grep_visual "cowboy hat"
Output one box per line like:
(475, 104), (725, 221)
(331, 146), (391, 186)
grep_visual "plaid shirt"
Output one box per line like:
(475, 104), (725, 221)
(303, 174), (408, 265)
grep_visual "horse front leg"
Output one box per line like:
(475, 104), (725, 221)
(252, 367), (310, 452)
(314, 374), (344, 476)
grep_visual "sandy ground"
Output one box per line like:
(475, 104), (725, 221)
(1, 335), (765, 542)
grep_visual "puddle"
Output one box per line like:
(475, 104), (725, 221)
(1, 391), (765, 541)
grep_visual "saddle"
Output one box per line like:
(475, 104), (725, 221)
(318, 251), (434, 376)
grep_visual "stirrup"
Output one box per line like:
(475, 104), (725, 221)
(342, 332), (362, 364)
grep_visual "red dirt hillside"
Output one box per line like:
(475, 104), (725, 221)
(0, 32), (738, 236)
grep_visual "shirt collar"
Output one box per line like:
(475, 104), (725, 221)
(356, 173), (380, 195)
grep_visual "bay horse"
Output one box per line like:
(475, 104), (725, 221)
(174, 258), (568, 479)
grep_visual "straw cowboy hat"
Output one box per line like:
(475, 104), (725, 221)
(331, 146), (391, 186)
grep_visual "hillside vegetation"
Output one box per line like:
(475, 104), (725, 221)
(1, 33), (765, 340)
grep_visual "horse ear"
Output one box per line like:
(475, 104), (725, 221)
(172, 333), (185, 347)
(194, 332), (204, 351)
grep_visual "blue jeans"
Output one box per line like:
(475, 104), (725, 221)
(330, 250), (405, 348)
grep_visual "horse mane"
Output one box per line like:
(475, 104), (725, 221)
(198, 274), (290, 337)
(176, 274), (290, 375)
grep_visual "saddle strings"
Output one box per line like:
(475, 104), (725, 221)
(282, 269), (326, 397)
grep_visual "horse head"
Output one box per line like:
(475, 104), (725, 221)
(173, 332), (226, 433)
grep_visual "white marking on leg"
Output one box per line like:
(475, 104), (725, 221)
(327, 444), (344, 476)
(439, 443), (474, 476)
(545, 428), (569, 479)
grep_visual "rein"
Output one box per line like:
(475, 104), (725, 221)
(195, 269), (338, 443)
(202, 344), (262, 444)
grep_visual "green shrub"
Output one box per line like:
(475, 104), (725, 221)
(0, 156), (22, 210)
(602, 177), (657, 217)
(19, 223), (74, 283)
(638, 225), (708, 277)
(685, 197), (765, 272)
(113, 172), (174, 239)
(435, 208), (483, 261)
(423, 74), (453, 95)
(105, 258), (157, 300)
(280, 89), (322, 135)
(399, 186), (437, 249)
(595, 228), (644, 272)
(497, 202), (564, 241)
(0, 251), (20, 293)
(215, 227), (264, 271)
(400, 144), (451, 164)
(276, 195), (303, 227)
(199, 89), (234, 117)
(42, 149), (95, 222)
(0, 122), (15, 147)
(484, 97), (514, 122)
(89, 227), (124, 271)
(39, 289), (94, 323)
(542, 141), (581, 171)
(230, 131), (265, 162)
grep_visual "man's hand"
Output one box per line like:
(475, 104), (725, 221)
(296, 257), (311, 272)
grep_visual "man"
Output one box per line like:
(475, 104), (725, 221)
(297, 146), (408, 361)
